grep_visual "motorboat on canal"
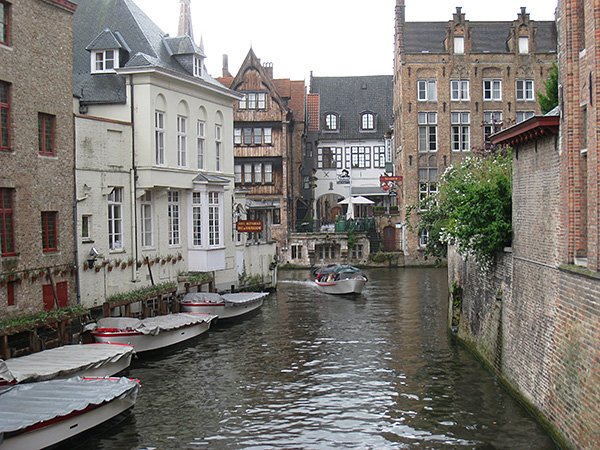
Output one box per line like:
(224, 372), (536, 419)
(313, 264), (368, 295)
(0, 343), (134, 386)
(88, 313), (216, 353)
(180, 292), (269, 320)
(0, 376), (139, 449)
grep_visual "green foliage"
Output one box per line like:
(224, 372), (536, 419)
(408, 151), (512, 267)
(0, 304), (88, 334)
(106, 281), (176, 305)
(369, 251), (398, 264)
(537, 63), (558, 114)
(346, 228), (357, 251)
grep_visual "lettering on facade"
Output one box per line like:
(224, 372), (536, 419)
(236, 220), (263, 232)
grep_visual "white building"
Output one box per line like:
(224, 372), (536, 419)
(72, 0), (273, 308)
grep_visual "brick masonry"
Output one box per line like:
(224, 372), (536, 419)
(0, 0), (76, 316)
(449, 116), (600, 448)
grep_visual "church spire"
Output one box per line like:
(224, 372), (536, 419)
(178, 0), (193, 39)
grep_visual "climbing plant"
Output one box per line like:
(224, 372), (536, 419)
(407, 151), (512, 267)
(537, 63), (558, 114)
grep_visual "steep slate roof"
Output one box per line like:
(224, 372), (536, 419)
(310, 75), (393, 140)
(72, 0), (229, 104)
(404, 20), (557, 54)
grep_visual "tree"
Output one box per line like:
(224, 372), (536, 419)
(407, 151), (512, 267)
(537, 63), (558, 114)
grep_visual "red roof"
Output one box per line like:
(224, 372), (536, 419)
(491, 115), (559, 147)
(307, 93), (320, 132)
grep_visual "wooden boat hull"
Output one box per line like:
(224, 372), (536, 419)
(91, 321), (211, 353)
(315, 277), (367, 295)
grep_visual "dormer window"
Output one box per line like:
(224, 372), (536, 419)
(193, 55), (202, 77)
(238, 92), (267, 110)
(361, 112), (375, 131)
(454, 36), (464, 54)
(92, 49), (119, 73)
(325, 113), (338, 131)
(518, 36), (529, 54)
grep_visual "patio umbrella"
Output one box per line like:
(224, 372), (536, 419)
(338, 196), (355, 219)
(350, 196), (374, 204)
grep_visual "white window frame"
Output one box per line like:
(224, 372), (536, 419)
(373, 146), (386, 168)
(193, 55), (202, 77)
(483, 111), (503, 143)
(516, 79), (534, 101)
(516, 111), (535, 123)
(361, 113), (375, 130)
(264, 162), (273, 183)
(454, 36), (464, 54)
(418, 112), (437, 153)
(264, 127), (272, 144)
(92, 49), (119, 73)
(82, 215), (92, 240)
(234, 128), (242, 145)
(168, 191), (180, 246)
(192, 192), (202, 247)
(257, 93), (266, 109)
(208, 192), (221, 247)
(239, 94), (247, 110)
(140, 192), (153, 248)
(107, 187), (123, 250)
(234, 164), (242, 184)
(419, 229), (429, 247)
(215, 124), (222, 171)
(155, 111), (165, 165)
(451, 80), (469, 101)
(518, 36), (529, 54)
(350, 146), (371, 169)
(483, 79), (502, 101)
(177, 116), (187, 167)
(417, 80), (437, 101)
(451, 112), (470, 152)
(197, 120), (205, 169)
(325, 113), (338, 131)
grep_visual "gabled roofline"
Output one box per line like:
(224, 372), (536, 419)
(230, 48), (290, 113)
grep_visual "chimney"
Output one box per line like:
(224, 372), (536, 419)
(222, 54), (232, 77)
(263, 62), (273, 79)
(178, 0), (193, 39)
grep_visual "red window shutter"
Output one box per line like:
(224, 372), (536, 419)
(42, 284), (54, 311)
(56, 281), (68, 308)
(6, 281), (15, 306)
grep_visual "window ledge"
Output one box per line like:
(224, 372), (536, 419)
(559, 263), (599, 280)
(580, 148), (588, 155)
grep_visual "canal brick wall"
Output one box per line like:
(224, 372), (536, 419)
(448, 131), (600, 449)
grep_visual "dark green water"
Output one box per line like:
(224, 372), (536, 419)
(68, 268), (556, 449)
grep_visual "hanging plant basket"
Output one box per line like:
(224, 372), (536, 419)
(95, 267), (101, 273)
(121, 262), (127, 270)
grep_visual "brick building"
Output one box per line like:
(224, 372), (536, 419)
(218, 49), (305, 260)
(0, 0), (77, 317)
(393, 1), (557, 263)
(448, 1), (600, 447)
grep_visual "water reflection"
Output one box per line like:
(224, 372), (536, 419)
(67, 268), (556, 449)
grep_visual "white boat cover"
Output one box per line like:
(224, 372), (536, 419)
(0, 360), (15, 384)
(0, 377), (139, 434)
(221, 292), (270, 305)
(1, 344), (134, 384)
(182, 292), (269, 306)
(95, 313), (216, 335)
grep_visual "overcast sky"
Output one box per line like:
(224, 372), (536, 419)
(134, 0), (557, 81)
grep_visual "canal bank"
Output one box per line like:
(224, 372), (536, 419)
(71, 268), (555, 449)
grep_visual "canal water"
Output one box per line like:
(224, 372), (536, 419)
(71, 268), (556, 449)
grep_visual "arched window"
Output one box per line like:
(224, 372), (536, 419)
(361, 112), (375, 130)
(324, 113), (338, 131)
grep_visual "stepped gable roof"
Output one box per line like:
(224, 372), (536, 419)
(404, 20), (556, 54)
(73, 0), (231, 105)
(309, 75), (393, 140)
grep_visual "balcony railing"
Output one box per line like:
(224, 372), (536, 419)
(295, 217), (376, 233)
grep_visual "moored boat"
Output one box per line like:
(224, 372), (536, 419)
(0, 376), (139, 449)
(180, 292), (269, 319)
(0, 343), (134, 385)
(313, 264), (368, 295)
(89, 313), (216, 353)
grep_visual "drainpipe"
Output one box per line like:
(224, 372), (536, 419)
(72, 112), (81, 304)
(129, 75), (138, 283)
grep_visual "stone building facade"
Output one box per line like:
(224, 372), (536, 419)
(393, 1), (557, 264)
(449, 0), (600, 443)
(0, 0), (77, 316)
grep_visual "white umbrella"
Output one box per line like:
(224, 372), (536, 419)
(351, 196), (374, 205)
